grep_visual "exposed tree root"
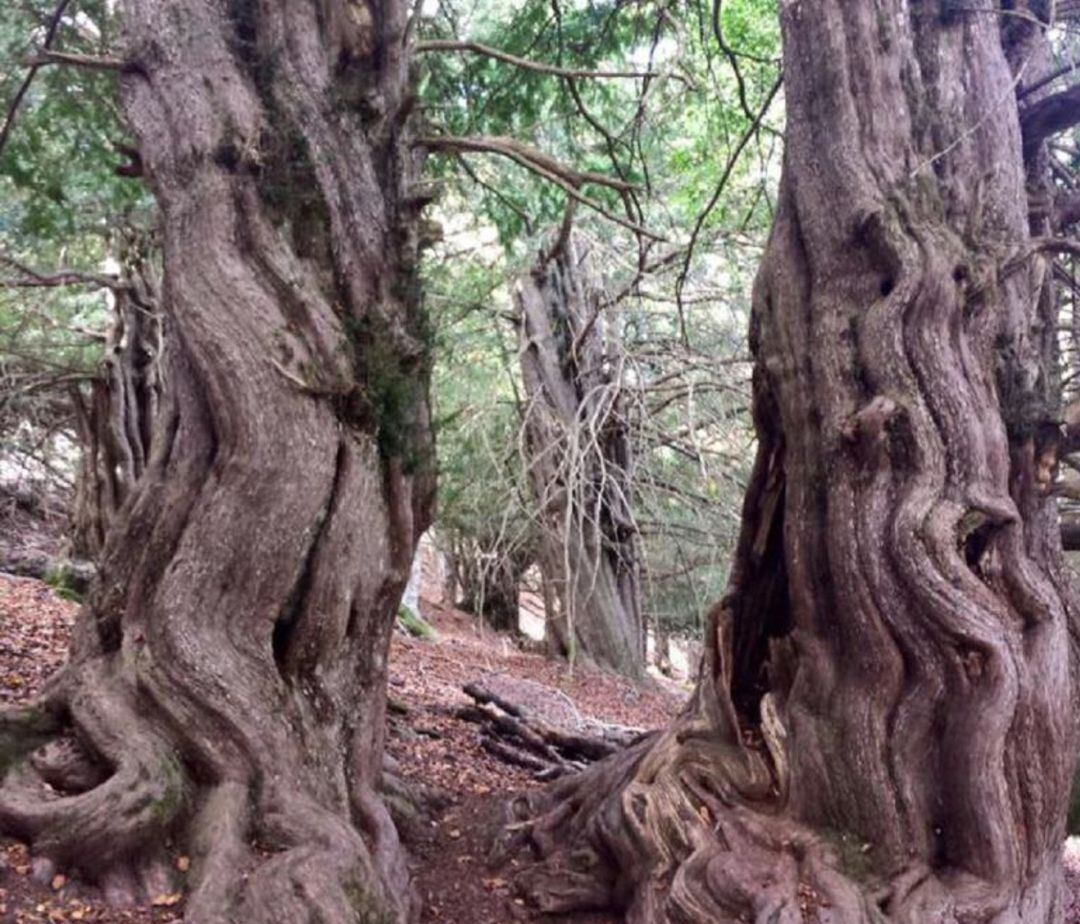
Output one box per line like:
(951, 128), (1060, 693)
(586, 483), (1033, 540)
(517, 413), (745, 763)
(0, 655), (418, 921)
(500, 703), (1065, 923)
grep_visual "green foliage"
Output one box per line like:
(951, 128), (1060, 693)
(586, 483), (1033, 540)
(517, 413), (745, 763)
(43, 563), (84, 603)
(397, 604), (438, 640)
(419, 0), (781, 643)
(0, 0), (785, 652)
(0, 2), (153, 478)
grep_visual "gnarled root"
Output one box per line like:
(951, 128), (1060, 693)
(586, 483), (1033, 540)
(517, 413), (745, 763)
(498, 705), (1068, 924)
(0, 656), (416, 923)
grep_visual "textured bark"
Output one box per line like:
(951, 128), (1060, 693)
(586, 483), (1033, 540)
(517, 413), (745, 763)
(517, 234), (645, 678)
(503, 5), (1080, 922)
(70, 257), (162, 560)
(0, 3), (433, 923)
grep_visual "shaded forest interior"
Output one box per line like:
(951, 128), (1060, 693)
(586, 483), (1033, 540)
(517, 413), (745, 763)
(5, 1), (1080, 923)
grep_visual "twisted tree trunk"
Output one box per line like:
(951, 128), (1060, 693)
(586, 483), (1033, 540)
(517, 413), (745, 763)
(517, 234), (645, 678)
(503, 6), (1080, 922)
(0, 3), (434, 922)
(70, 257), (162, 560)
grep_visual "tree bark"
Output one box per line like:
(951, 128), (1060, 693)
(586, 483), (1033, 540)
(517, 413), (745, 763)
(451, 535), (529, 633)
(0, 3), (434, 923)
(502, 6), (1080, 922)
(69, 256), (162, 561)
(517, 233), (645, 678)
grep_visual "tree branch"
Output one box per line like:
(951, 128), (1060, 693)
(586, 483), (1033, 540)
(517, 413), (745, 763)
(0, 253), (125, 291)
(0, 0), (73, 160)
(414, 40), (654, 81)
(417, 135), (662, 240)
(23, 49), (127, 71)
(1021, 83), (1080, 159)
(415, 134), (635, 193)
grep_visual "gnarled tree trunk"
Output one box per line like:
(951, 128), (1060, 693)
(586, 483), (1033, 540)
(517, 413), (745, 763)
(517, 233), (645, 678)
(70, 256), (162, 560)
(0, 3), (433, 923)
(503, 6), (1080, 922)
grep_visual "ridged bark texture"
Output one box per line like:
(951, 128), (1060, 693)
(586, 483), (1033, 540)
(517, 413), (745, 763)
(0, 2), (434, 922)
(70, 258), (162, 560)
(503, 5), (1080, 922)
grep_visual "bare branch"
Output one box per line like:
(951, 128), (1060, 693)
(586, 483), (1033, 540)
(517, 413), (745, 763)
(415, 134), (635, 193)
(0, 253), (125, 291)
(23, 49), (126, 71)
(673, 73), (783, 343)
(0, 0), (73, 159)
(1021, 83), (1080, 159)
(414, 40), (655, 81)
(417, 135), (663, 240)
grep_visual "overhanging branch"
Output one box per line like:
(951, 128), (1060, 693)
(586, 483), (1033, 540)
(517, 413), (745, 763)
(23, 49), (127, 71)
(0, 0), (72, 159)
(417, 134), (662, 240)
(414, 40), (655, 81)
(1021, 83), (1080, 159)
(0, 253), (125, 291)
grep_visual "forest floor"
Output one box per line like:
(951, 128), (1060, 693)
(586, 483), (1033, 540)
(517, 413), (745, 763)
(0, 574), (686, 923)
(6, 573), (1080, 923)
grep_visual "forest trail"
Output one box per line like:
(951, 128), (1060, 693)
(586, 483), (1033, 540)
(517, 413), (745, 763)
(0, 574), (684, 923)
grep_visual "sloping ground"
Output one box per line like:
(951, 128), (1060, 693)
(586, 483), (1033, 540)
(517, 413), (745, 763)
(387, 596), (687, 924)
(5, 574), (1080, 923)
(0, 576), (685, 923)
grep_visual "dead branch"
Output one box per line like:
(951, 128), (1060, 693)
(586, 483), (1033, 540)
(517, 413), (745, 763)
(23, 49), (126, 71)
(458, 682), (648, 779)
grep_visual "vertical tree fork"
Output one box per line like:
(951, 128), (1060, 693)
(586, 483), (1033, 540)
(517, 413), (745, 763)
(504, 4), (1080, 921)
(0, 2), (434, 922)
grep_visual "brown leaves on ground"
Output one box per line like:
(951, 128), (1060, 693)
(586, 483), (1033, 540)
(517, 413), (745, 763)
(0, 574), (684, 924)
(387, 597), (686, 924)
(0, 576), (76, 704)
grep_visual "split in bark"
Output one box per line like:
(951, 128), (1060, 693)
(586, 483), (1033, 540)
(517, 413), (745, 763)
(0, 2), (435, 922)
(500, 6), (1080, 922)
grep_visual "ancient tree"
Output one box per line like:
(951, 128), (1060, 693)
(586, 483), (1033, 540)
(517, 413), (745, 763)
(0, 2), (434, 922)
(504, 4), (1080, 921)
(517, 232), (645, 677)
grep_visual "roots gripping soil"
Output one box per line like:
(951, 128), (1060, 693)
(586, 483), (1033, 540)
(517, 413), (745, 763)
(503, 5), (1080, 922)
(0, 2), (434, 922)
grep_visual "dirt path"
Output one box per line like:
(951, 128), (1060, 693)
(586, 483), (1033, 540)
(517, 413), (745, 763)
(5, 574), (1078, 923)
(0, 576), (685, 923)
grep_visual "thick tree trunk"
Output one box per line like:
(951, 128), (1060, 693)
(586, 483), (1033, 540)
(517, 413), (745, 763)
(517, 233), (645, 678)
(502, 6), (1080, 922)
(0, 3), (433, 923)
(70, 258), (162, 560)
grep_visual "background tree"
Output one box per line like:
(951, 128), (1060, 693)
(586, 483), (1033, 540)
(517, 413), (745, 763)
(517, 227), (646, 676)
(503, 3), (1080, 920)
(420, 0), (780, 664)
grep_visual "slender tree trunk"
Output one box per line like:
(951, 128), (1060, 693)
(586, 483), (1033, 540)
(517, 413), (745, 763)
(70, 257), (162, 560)
(502, 6), (1080, 922)
(517, 233), (645, 678)
(0, 3), (434, 923)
